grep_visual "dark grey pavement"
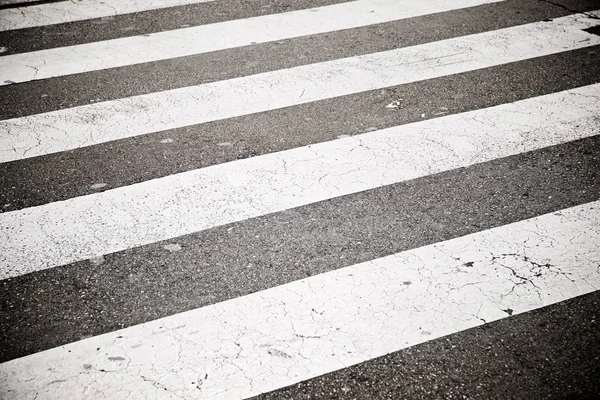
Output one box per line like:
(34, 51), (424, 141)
(1, 0), (599, 397)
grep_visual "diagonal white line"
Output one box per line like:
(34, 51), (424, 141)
(1, 12), (598, 163)
(0, 0), (216, 31)
(0, 0), (503, 83)
(1, 200), (599, 399)
(0, 84), (598, 279)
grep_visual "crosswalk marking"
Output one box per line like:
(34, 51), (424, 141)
(1, 200), (598, 399)
(1, 11), (599, 163)
(1, 84), (598, 279)
(0, 0), (502, 85)
(1, 0), (600, 397)
(2, 134), (598, 367)
(0, 0), (216, 31)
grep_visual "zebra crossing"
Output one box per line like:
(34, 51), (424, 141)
(0, 0), (503, 84)
(1, 0), (599, 398)
(0, 0), (217, 31)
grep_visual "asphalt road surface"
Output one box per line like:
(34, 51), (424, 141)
(1, 0), (600, 399)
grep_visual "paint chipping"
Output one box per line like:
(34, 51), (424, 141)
(164, 243), (182, 253)
(268, 349), (292, 359)
(160, 138), (174, 144)
(90, 255), (105, 266)
(90, 183), (108, 190)
(386, 99), (403, 109)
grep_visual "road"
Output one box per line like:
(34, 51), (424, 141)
(1, 0), (600, 398)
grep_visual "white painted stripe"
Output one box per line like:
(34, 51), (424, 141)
(2, 201), (599, 399)
(1, 12), (599, 163)
(0, 0), (215, 31)
(1, 84), (598, 279)
(0, 0), (503, 83)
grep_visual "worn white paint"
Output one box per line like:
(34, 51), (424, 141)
(1, 12), (599, 163)
(2, 201), (599, 399)
(1, 84), (598, 279)
(0, 0), (215, 31)
(0, 0), (503, 82)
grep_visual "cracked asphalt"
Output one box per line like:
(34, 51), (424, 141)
(1, 0), (600, 398)
(255, 292), (600, 400)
